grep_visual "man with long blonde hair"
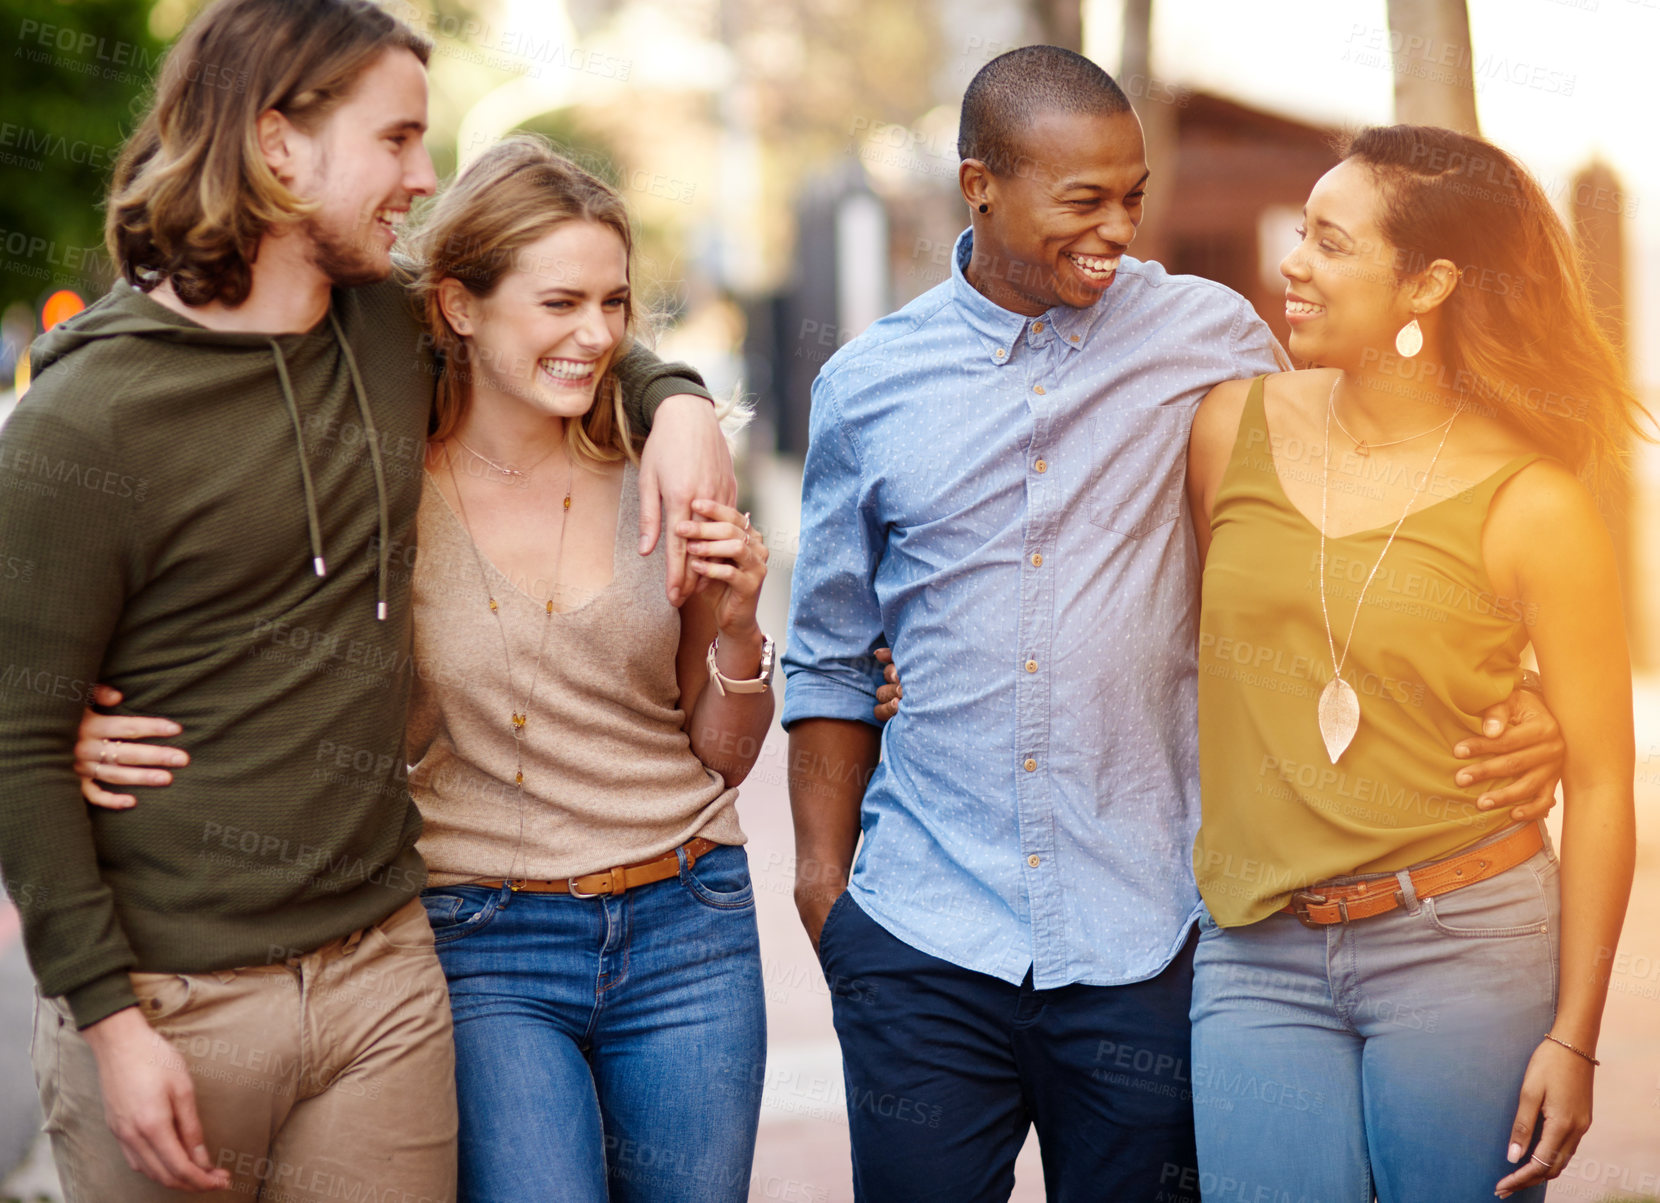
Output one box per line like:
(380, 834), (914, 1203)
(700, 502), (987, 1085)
(0, 0), (729, 1197)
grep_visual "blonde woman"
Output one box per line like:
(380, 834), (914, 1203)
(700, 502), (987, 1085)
(76, 137), (775, 1202)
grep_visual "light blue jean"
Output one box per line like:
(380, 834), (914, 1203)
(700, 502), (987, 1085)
(1190, 824), (1560, 1203)
(423, 842), (767, 1203)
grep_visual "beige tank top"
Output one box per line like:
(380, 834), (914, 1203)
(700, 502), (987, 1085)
(407, 459), (743, 885)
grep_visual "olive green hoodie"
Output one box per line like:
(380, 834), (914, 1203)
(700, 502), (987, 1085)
(0, 275), (707, 1027)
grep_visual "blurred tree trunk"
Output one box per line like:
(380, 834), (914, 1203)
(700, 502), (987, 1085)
(1385, 0), (1479, 133)
(1121, 0), (1175, 265)
(1028, 0), (1083, 52)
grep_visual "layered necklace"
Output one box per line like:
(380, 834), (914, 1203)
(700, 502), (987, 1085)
(452, 434), (565, 484)
(442, 438), (573, 790)
(1328, 398), (1454, 458)
(1315, 376), (1457, 763)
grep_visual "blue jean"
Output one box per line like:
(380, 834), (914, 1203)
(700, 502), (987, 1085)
(1189, 825), (1560, 1203)
(818, 891), (1202, 1203)
(424, 842), (766, 1203)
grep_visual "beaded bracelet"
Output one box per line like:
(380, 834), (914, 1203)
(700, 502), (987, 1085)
(1544, 1032), (1600, 1066)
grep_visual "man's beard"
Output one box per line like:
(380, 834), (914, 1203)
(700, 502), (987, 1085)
(302, 213), (391, 288)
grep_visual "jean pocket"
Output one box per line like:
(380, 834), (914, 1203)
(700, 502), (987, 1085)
(417, 886), (501, 945)
(1087, 407), (1186, 536)
(1421, 857), (1556, 939)
(680, 844), (755, 910)
(129, 972), (197, 1023)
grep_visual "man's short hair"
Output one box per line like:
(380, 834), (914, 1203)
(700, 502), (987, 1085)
(958, 45), (1133, 178)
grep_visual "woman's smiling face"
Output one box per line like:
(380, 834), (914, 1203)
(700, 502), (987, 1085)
(1279, 159), (1420, 369)
(454, 220), (630, 419)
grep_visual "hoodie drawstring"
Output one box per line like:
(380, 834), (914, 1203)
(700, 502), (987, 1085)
(47, 283), (392, 623)
(329, 310), (391, 623)
(269, 339), (329, 580)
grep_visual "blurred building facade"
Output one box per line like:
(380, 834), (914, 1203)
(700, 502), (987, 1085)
(744, 89), (1341, 460)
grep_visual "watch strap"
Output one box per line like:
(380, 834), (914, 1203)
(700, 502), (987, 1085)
(707, 634), (774, 695)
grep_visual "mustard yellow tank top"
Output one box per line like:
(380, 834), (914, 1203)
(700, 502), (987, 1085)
(1195, 375), (1538, 926)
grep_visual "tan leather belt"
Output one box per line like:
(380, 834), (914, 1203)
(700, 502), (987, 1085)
(473, 837), (721, 899)
(1282, 823), (1544, 927)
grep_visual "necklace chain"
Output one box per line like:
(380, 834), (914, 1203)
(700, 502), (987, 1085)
(442, 441), (573, 792)
(1318, 374), (1457, 682)
(1329, 392), (1454, 457)
(453, 434), (564, 482)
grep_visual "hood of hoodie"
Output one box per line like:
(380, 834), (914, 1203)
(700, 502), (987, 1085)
(31, 278), (318, 366)
(32, 280), (396, 622)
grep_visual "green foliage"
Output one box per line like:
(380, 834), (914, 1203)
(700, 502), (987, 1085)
(0, 0), (162, 319)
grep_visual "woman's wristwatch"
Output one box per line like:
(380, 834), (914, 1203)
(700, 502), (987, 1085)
(706, 634), (775, 696)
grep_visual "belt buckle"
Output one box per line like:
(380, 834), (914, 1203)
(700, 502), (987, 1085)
(568, 873), (609, 899)
(1289, 890), (1345, 928)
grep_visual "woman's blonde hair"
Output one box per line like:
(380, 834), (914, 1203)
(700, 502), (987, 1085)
(106, 0), (430, 306)
(409, 135), (639, 464)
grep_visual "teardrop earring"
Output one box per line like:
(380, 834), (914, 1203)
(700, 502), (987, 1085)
(1395, 317), (1423, 358)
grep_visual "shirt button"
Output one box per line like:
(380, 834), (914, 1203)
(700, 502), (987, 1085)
(1033, 384), (1046, 395)
(994, 348), (1006, 359)
(1027, 853), (1041, 868)
(1025, 659), (1038, 673)
(1032, 321), (1044, 334)
(1069, 334), (1080, 343)
(1024, 758), (1037, 772)
(1034, 459), (1047, 473)
(1030, 553), (1043, 567)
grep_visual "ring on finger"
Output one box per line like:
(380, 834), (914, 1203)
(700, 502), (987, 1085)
(100, 739), (115, 765)
(1529, 1153), (1553, 1170)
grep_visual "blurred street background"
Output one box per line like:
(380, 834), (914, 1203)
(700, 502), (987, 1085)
(3, 0), (1658, 1198)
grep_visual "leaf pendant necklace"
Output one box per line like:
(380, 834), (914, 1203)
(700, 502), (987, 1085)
(1316, 375), (1456, 763)
(1316, 676), (1361, 765)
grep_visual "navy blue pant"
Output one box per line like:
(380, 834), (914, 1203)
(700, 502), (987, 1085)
(818, 892), (1199, 1203)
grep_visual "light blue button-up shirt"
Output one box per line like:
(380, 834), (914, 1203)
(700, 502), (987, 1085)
(781, 229), (1284, 988)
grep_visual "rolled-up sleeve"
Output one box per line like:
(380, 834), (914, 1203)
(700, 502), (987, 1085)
(780, 373), (886, 729)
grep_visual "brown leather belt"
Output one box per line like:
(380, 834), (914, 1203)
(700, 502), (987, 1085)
(1282, 823), (1544, 927)
(474, 837), (721, 899)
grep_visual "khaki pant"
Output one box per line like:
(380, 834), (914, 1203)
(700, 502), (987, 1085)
(32, 898), (458, 1202)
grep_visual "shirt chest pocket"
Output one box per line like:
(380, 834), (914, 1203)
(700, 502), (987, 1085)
(1086, 407), (1188, 538)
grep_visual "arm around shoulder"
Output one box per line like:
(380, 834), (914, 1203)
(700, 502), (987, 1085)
(614, 341), (712, 433)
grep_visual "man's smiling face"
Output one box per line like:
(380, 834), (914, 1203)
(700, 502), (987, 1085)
(965, 107), (1148, 316)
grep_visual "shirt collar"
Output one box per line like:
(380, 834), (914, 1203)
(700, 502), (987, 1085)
(948, 228), (1110, 366)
